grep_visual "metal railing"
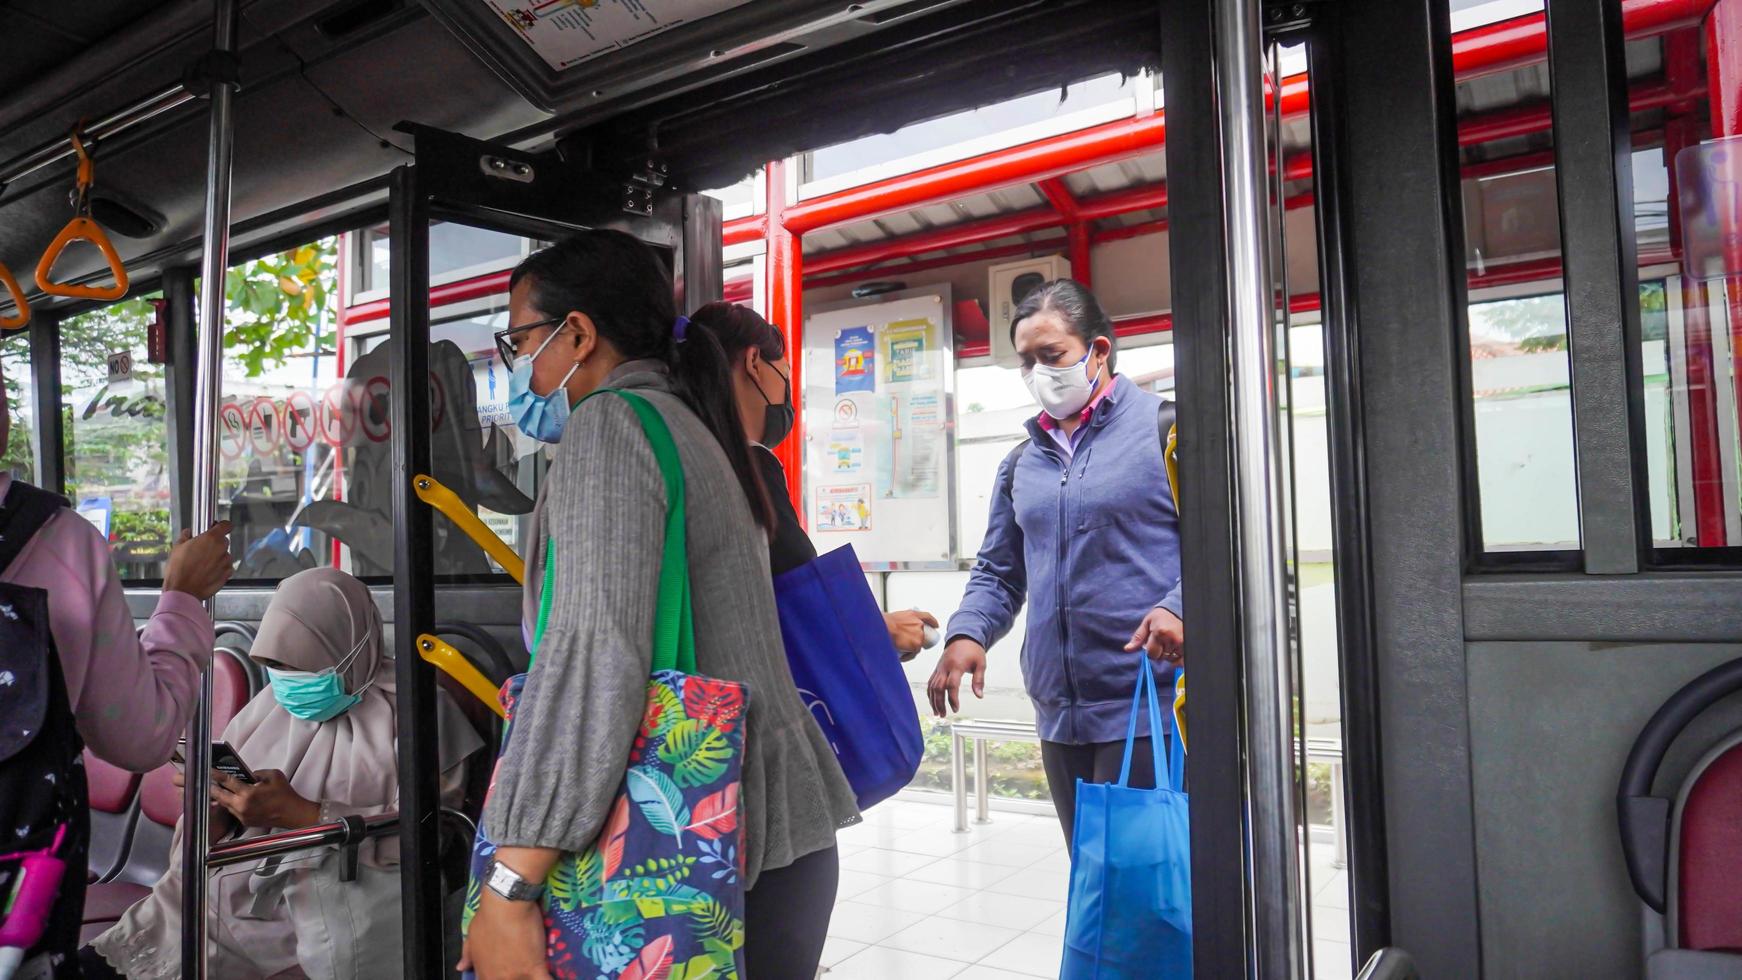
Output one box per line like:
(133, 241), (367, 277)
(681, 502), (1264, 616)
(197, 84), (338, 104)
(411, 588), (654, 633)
(1356, 948), (1419, 980)
(207, 812), (400, 870)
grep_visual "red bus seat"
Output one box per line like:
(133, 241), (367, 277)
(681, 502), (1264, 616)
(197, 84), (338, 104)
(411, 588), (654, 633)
(1674, 734), (1742, 954)
(84, 752), (141, 883)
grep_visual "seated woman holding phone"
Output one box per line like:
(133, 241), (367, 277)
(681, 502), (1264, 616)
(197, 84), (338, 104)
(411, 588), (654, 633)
(81, 567), (483, 980)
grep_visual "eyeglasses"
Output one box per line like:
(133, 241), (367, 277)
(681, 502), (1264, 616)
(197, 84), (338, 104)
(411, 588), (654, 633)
(492, 316), (564, 366)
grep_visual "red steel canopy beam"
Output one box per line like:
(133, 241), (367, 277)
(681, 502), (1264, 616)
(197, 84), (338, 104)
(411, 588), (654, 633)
(721, 0), (1701, 242)
(805, 235), (1071, 291)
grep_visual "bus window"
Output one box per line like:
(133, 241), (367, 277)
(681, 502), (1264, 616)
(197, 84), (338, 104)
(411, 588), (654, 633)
(1, 329), (32, 483)
(218, 239), (345, 582)
(61, 293), (172, 581)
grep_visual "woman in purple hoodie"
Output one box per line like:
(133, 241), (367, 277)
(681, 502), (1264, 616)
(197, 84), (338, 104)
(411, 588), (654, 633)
(927, 279), (1184, 844)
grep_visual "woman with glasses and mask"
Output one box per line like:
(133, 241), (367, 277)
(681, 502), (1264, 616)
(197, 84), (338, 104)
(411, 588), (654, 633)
(463, 233), (859, 980)
(686, 301), (940, 658)
(81, 567), (483, 980)
(926, 279), (1185, 846)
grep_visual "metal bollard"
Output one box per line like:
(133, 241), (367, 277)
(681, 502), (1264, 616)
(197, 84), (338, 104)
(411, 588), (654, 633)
(974, 739), (992, 825)
(951, 729), (969, 833)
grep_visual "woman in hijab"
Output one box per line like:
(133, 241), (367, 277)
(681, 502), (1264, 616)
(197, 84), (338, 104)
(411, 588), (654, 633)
(80, 567), (484, 980)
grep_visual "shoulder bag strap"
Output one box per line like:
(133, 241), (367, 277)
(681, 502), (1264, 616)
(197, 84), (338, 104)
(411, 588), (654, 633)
(526, 390), (696, 677)
(0, 481), (70, 576)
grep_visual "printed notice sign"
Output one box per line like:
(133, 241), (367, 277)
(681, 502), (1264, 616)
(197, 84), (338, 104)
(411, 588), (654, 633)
(816, 484), (872, 532)
(885, 318), (935, 384)
(486, 0), (754, 71)
(834, 326), (876, 394)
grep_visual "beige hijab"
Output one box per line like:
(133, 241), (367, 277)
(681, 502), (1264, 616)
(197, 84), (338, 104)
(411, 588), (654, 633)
(228, 566), (479, 866)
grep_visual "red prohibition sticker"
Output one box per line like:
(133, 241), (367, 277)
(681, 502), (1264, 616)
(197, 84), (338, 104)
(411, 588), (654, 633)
(218, 402), (246, 461)
(246, 397), (280, 456)
(284, 390), (317, 452)
(319, 383), (355, 448)
(361, 376), (392, 443)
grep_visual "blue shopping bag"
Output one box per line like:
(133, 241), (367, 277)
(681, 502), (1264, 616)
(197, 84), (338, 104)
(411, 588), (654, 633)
(1061, 659), (1192, 979)
(772, 543), (923, 810)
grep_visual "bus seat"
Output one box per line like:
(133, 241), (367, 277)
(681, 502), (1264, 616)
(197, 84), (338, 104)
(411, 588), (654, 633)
(1673, 732), (1742, 955)
(80, 880), (149, 944)
(84, 751), (141, 884)
(1619, 657), (1742, 979)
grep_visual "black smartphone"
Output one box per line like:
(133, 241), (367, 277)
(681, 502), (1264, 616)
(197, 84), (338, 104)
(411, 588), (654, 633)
(209, 741), (258, 785)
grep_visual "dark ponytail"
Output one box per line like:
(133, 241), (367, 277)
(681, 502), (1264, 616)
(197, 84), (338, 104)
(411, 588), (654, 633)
(687, 301), (785, 363)
(510, 230), (774, 531)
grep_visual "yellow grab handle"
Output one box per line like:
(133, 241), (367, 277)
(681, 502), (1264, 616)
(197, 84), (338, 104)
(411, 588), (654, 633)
(1170, 675), (1184, 751)
(418, 634), (506, 719)
(0, 262), (29, 331)
(35, 216), (130, 301)
(413, 473), (524, 584)
(1164, 422), (1180, 513)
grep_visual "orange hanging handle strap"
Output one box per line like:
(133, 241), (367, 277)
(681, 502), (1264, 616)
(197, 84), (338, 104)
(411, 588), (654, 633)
(0, 262), (28, 331)
(35, 130), (129, 302)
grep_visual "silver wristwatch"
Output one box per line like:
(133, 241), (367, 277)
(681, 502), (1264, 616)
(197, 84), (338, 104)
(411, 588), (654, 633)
(483, 858), (545, 902)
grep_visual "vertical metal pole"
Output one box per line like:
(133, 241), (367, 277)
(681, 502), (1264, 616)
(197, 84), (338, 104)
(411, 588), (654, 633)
(26, 312), (63, 496)
(182, 2), (240, 977)
(387, 163), (443, 978)
(1215, 0), (1305, 976)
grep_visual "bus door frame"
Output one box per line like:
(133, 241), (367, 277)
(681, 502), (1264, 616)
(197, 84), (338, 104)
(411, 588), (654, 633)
(384, 124), (722, 976)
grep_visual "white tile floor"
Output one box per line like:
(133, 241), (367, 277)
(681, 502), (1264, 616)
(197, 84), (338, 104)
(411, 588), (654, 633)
(821, 795), (1356, 980)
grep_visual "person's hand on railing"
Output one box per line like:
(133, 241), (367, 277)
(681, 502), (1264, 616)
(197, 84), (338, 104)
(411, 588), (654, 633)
(163, 520), (236, 600)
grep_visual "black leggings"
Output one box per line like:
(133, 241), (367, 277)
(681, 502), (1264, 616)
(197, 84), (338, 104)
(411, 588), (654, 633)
(743, 845), (838, 977)
(1041, 737), (1158, 845)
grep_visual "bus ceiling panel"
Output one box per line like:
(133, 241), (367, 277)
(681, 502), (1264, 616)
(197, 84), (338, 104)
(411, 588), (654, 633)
(0, 68), (407, 309)
(0, 0), (188, 134)
(414, 0), (976, 117)
(564, 0), (1159, 192)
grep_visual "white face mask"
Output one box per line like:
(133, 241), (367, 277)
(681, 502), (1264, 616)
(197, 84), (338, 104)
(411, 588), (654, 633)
(1023, 349), (1104, 419)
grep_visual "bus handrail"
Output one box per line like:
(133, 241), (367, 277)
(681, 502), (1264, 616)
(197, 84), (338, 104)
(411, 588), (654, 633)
(432, 621), (515, 685)
(0, 261), (27, 330)
(413, 473), (523, 584)
(34, 129), (130, 301)
(418, 634), (506, 718)
(1355, 948), (1419, 980)
(207, 812), (399, 869)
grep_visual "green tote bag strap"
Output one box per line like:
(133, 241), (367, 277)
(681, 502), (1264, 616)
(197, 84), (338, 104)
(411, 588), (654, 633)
(528, 388), (696, 676)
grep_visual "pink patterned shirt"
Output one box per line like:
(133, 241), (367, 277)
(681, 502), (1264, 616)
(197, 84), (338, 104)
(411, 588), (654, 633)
(0, 474), (214, 772)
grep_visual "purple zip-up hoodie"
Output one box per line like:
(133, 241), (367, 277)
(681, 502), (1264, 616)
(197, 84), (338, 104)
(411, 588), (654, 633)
(946, 374), (1181, 745)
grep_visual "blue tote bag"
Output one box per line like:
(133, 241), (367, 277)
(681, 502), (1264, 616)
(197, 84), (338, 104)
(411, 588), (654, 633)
(771, 543), (922, 809)
(1061, 659), (1192, 979)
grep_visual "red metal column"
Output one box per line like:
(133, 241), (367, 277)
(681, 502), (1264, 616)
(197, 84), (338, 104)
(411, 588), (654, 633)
(765, 159), (806, 516)
(1037, 177), (1092, 286)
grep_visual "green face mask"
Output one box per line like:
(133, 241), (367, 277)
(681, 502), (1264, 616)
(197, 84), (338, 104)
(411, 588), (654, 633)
(266, 631), (371, 722)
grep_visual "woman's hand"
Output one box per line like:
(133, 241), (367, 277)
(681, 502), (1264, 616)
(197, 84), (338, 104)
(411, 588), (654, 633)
(884, 609), (940, 661)
(211, 769), (321, 830)
(459, 892), (551, 980)
(162, 521), (236, 600)
(1125, 608), (1184, 664)
(927, 638), (987, 717)
(172, 768), (237, 840)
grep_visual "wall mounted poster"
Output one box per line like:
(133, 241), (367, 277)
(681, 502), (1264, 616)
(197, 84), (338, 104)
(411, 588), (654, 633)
(816, 484), (872, 531)
(885, 318), (935, 384)
(835, 326), (876, 394)
(804, 286), (956, 567)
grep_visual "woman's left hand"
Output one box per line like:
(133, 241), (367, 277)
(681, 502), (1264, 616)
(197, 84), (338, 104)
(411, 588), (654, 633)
(459, 893), (551, 980)
(212, 769), (321, 830)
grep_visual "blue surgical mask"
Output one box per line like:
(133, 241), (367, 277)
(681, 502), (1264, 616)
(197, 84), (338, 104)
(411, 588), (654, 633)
(507, 327), (580, 444)
(266, 630), (372, 722)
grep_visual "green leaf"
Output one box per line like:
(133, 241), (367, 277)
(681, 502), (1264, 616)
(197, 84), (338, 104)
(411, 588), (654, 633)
(658, 720), (733, 788)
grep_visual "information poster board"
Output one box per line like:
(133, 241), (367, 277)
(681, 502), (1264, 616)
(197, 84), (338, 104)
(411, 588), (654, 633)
(803, 286), (956, 568)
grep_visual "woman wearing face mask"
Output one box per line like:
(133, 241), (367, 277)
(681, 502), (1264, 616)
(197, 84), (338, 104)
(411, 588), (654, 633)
(926, 279), (1184, 845)
(462, 232), (859, 980)
(81, 567), (483, 980)
(685, 301), (940, 657)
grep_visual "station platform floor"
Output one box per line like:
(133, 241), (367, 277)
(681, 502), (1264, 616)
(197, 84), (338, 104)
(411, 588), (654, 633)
(819, 794), (1353, 979)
